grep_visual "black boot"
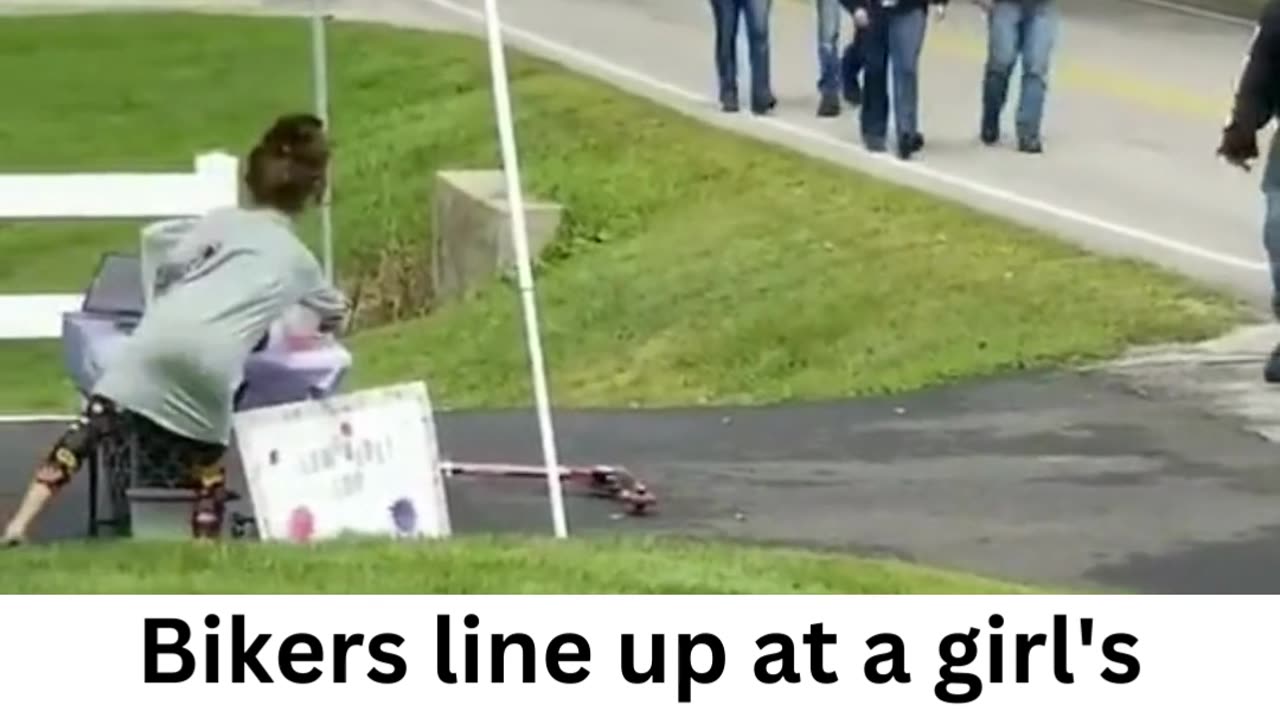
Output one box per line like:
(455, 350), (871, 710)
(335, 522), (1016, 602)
(751, 94), (777, 115)
(843, 80), (862, 107)
(1018, 136), (1044, 154)
(817, 93), (841, 117)
(981, 110), (1000, 146)
(897, 132), (925, 160)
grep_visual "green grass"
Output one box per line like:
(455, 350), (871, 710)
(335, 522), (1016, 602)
(0, 536), (1034, 593)
(0, 12), (1245, 415)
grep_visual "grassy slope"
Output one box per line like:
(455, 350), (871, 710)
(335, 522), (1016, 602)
(0, 13), (1243, 415)
(0, 537), (1035, 593)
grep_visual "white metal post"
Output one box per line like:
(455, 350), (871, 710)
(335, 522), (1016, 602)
(310, 1), (335, 282)
(479, 0), (569, 539)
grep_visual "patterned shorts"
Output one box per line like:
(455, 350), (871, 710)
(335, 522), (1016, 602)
(101, 413), (225, 489)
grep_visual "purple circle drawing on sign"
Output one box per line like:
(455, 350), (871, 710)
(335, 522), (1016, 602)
(389, 498), (417, 535)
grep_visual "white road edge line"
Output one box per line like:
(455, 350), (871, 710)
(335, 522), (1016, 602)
(1123, 0), (1256, 27)
(424, 0), (1269, 275)
(0, 415), (75, 423)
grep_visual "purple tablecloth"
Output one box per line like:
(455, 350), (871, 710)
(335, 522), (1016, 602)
(61, 312), (352, 412)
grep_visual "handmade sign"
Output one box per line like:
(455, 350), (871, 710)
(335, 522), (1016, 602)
(233, 381), (451, 542)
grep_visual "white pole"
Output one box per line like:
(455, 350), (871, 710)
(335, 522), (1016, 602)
(479, 0), (569, 539)
(310, 1), (335, 283)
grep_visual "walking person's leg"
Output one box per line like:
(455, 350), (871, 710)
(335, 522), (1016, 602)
(1263, 190), (1280, 381)
(709, 0), (742, 111)
(744, 0), (776, 114)
(887, 8), (928, 159)
(858, 9), (890, 151)
(1259, 134), (1280, 382)
(816, 0), (843, 116)
(1014, 0), (1058, 153)
(980, 1), (1020, 145)
(842, 24), (866, 105)
(836, 0), (863, 105)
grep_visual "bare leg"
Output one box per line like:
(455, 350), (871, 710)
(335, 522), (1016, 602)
(3, 484), (54, 544)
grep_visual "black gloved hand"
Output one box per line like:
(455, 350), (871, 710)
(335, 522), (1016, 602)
(1218, 123), (1260, 169)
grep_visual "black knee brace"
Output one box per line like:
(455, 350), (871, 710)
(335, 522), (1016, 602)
(190, 464), (228, 539)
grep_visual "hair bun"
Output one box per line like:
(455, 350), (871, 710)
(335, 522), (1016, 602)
(245, 112), (330, 213)
(260, 113), (325, 155)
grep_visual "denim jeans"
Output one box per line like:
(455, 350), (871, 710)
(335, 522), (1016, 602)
(710, 0), (773, 108)
(818, 0), (865, 97)
(816, 0), (842, 96)
(982, 0), (1058, 141)
(859, 8), (927, 145)
(1263, 191), (1280, 319)
(841, 25), (865, 97)
(1263, 135), (1280, 318)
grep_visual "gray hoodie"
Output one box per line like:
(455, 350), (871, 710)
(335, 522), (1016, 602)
(93, 206), (349, 446)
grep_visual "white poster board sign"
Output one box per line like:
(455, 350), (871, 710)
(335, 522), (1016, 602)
(232, 381), (451, 542)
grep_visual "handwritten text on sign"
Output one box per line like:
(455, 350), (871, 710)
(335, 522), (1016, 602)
(232, 381), (451, 541)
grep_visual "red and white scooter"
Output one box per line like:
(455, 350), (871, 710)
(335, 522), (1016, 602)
(440, 461), (656, 517)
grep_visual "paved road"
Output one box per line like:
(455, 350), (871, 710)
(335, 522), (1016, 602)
(7, 368), (1280, 593)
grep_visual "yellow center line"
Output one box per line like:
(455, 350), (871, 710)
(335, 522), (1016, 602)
(923, 26), (1229, 121)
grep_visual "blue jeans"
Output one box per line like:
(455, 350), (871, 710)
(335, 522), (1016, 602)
(860, 8), (927, 145)
(841, 27), (865, 98)
(982, 0), (1058, 141)
(1263, 136), (1280, 318)
(1264, 191), (1280, 318)
(710, 0), (773, 107)
(817, 0), (840, 96)
(817, 0), (864, 97)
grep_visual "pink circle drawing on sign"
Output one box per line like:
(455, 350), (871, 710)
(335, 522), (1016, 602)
(288, 506), (315, 542)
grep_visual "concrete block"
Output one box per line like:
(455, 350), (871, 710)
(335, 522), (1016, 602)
(432, 169), (563, 304)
